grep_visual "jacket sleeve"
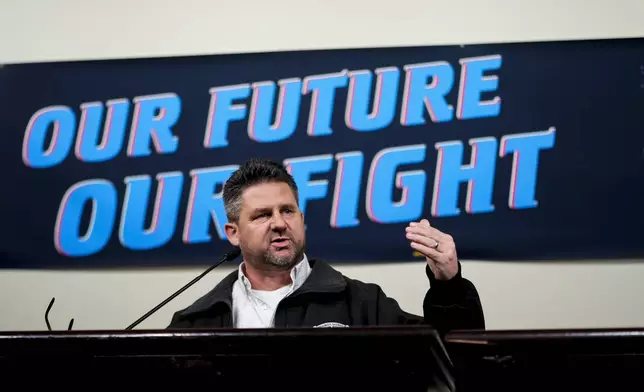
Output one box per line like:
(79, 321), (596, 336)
(166, 310), (192, 329)
(372, 261), (484, 336)
(421, 261), (485, 335)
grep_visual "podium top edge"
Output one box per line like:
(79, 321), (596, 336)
(446, 327), (644, 344)
(0, 325), (440, 339)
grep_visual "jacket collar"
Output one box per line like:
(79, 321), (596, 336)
(176, 257), (346, 318)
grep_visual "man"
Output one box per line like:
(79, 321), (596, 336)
(168, 158), (484, 335)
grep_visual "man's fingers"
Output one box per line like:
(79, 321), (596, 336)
(410, 241), (442, 262)
(406, 230), (438, 248)
(407, 232), (447, 261)
(406, 224), (452, 243)
(405, 231), (439, 250)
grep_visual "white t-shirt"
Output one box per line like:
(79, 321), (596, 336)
(232, 254), (312, 328)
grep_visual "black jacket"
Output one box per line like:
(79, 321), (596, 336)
(167, 259), (484, 336)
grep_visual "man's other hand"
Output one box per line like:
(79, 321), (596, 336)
(405, 218), (459, 281)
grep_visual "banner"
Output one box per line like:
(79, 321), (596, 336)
(1, 38), (643, 268)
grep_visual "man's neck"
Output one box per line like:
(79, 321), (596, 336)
(242, 262), (294, 291)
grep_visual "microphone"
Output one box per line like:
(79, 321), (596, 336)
(44, 297), (74, 331)
(125, 247), (241, 330)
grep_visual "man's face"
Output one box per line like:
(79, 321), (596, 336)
(225, 182), (305, 270)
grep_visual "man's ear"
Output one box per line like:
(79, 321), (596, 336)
(224, 222), (239, 246)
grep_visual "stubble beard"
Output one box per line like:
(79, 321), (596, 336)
(263, 242), (304, 270)
(240, 237), (305, 271)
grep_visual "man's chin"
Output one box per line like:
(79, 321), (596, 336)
(266, 249), (299, 269)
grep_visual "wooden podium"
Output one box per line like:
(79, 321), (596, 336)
(0, 325), (454, 391)
(4, 325), (644, 391)
(445, 328), (644, 392)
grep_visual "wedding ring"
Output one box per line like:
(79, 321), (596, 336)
(432, 240), (439, 249)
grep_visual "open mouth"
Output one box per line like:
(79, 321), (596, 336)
(271, 237), (291, 248)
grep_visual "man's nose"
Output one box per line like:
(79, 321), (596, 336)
(271, 213), (287, 229)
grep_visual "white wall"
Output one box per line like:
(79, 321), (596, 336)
(0, 0), (643, 332)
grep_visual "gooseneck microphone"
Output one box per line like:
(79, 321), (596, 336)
(125, 247), (241, 330)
